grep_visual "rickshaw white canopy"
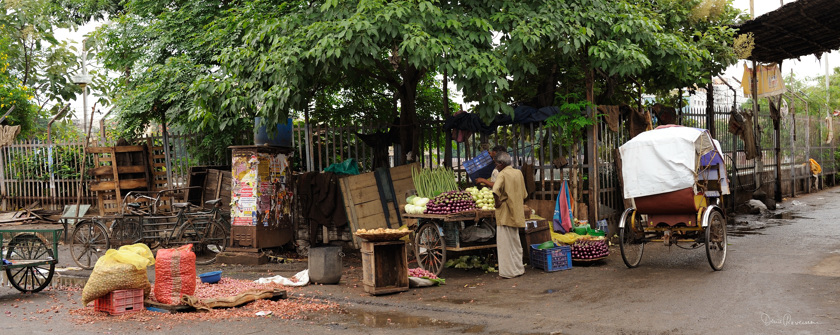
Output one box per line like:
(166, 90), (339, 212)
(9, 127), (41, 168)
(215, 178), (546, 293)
(619, 126), (726, 199)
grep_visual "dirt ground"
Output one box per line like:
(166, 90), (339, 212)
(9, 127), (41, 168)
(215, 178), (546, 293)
(2, 188), (840, 334)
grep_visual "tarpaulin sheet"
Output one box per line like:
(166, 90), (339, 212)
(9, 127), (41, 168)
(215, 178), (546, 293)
(619, 127), (715, 199)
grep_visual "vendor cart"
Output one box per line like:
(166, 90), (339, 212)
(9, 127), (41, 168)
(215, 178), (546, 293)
(404, 210), (497, 276)
(1, 225), (63, 293)
(617, 126), (729, 270)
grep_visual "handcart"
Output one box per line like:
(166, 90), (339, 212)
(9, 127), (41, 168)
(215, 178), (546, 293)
(1, 225), (63, 293)
(617, 126), (729, 270)
(403, 210), (497, 276)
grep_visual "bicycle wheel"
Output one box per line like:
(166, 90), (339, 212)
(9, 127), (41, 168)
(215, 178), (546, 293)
(69, 219), (110, 270)
(5, 234), (55, 293)
(414, 223), (446, 276)
(172, 218), (228, 265)
(705, 210), (727, 271)
(619, 208), (645, 268)
(110, 217), (142, 247)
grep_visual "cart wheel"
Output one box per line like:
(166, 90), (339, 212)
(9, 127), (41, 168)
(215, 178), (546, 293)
(415, 223), (446, 276)
(110, 217), (142, 247)
(705, 210), (727, 271)
(619, 208), (645, 268)
(5, 234), (55, 293)
(70, 219), (110, 270)
(172, 218), (228, 265)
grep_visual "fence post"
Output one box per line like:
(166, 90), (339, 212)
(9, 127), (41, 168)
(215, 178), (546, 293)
(0, 149), (6, 211)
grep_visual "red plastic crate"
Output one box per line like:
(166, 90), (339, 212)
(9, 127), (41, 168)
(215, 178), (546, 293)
(94, 289), (144, 315)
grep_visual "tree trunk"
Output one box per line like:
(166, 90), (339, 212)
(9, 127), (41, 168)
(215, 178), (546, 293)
(443, 68), (452, 168)
(396, 65), (422, 166)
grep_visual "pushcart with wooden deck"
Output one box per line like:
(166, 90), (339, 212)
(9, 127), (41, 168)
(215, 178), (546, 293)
(1, 225), (63, 293)
(403, 210), (497, 276)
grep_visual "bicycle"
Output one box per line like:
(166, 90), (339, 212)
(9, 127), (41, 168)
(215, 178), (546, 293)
(70, 192), (230, 269)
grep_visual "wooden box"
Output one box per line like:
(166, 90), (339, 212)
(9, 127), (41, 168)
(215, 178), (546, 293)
(361, 240), (409, 295)
(521, 220), (551, 262)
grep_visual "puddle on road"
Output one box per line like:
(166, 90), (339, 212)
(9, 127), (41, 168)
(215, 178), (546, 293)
(771, 212), (812, 220)
(341, 309), (485, 333)
(729, 212), (805, 237)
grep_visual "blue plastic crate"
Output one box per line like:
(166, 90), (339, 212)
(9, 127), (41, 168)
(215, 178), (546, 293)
(464, 151), (493, 175)
(468, 164), (495, 183)
(529, 244), (572, 272)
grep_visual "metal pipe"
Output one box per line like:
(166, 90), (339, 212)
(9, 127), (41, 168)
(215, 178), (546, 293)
(47, 104), (70, 196)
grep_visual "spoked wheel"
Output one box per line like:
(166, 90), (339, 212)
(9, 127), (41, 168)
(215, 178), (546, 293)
(171, 218), (228, 265)
(414, 223), (446, 276)
(619, 208), (645, 268)
(705, 210), (727, 271)
(110, 217), (142, 247)
(5, 234), (55, 293)
(70, 219), (110, 270)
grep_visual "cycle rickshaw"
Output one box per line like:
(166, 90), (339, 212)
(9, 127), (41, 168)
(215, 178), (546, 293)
(618, 126), (729, 270)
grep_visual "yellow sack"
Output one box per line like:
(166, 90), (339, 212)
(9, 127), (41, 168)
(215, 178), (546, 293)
(82, 243), (155, 306)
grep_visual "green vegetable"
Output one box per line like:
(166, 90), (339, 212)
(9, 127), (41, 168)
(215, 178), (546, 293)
(538, 241), (556, 250)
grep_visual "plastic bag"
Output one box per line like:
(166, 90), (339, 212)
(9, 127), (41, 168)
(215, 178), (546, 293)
(154, 244), (196, 305)
(81, 243), (155, 306)
(253, 269), (309, 286)
(324, 158), (359, 175)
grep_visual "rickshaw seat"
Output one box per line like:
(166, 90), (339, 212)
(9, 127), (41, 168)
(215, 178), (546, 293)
(634, 187), (706, 215)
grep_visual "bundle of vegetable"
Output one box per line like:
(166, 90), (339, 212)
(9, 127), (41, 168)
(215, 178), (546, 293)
(408, 267), (446, 285)
(404, 195), (430, 214)
(465, 186), (495, 210)
(570, 240), (610, 259)
(412, 166), (459, 198)
(444, 255), (497, 273)
(424, 190), (476, 215)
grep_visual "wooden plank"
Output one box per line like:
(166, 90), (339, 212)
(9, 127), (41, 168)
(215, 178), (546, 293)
(340, 177), (362, 248)
(346, 184), (381, 204)
(89, 179), (148, 192)
(86, 145), (145, 154)
(388, 163), (417, 181)
(345, 172), (377, 190)
(446, 244), (496, 252)
(392, 179), (415, 205)
(87, 165), (146, 176)
(351, 200), (386, 219)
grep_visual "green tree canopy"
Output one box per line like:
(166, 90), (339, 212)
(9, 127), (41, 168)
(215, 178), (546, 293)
(0, 0), (87, 122)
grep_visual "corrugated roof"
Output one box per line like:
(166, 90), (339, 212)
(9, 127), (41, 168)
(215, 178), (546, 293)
(734, 0), (840, 63)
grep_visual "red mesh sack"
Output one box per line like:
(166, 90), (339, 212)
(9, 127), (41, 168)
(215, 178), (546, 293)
(154, 244), (196, 305)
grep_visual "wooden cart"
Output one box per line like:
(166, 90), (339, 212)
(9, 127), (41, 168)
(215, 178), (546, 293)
(403, 210), (498, 276)
(1, 225), (63, 293)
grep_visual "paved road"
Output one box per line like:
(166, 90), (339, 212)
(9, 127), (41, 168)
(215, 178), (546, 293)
(2, 188), (840, 334)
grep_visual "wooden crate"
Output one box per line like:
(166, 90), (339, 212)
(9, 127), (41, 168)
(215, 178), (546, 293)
(340, 163), (418, 248)
(361, 240), (409, 296)
(520, 220), (552, 262)
(87, 145), (152, 215)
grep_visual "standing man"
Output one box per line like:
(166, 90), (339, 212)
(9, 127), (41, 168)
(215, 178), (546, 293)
(475, 145), (507, 187)
(492, 152), (527, 278)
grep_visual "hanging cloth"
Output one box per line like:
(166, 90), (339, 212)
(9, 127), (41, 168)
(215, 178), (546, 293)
(552, 180), (574, 234)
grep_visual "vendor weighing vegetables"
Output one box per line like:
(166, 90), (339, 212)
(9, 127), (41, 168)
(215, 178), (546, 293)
(491, 152), (527, 279)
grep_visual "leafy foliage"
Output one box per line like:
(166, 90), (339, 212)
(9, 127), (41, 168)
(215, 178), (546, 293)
(544, 93), (596, 150)
(0, 0), (86, 120)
